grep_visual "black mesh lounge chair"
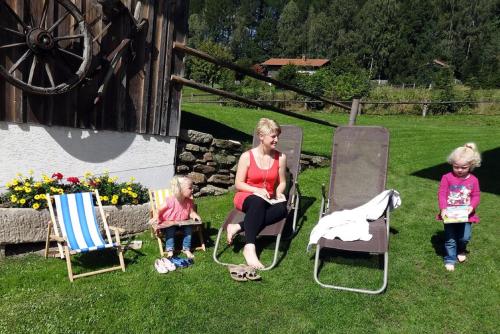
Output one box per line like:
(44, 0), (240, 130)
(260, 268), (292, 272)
(314, 126), (391, 294)
(212, 125), (303, 270)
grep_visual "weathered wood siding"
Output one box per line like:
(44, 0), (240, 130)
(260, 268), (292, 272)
(0, 0), (187, 136)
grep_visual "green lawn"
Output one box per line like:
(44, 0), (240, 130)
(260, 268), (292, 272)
(1, 104), (499, 333)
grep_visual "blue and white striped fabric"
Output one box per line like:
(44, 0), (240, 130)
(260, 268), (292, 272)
(53, 192), (116, 253)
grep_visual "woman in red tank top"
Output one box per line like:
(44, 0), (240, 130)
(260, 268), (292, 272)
(228, 118), (288, 269)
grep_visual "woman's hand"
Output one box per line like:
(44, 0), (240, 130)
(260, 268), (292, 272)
(276, 192), (286, 200)
(254, 187), (270, 198)
(441, 209), (447, 218)
(467, 206), (473, 214)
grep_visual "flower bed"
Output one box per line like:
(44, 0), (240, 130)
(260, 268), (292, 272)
(1, 171), (149, 209)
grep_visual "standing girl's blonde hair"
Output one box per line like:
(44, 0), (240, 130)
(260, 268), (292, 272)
(447, 142), (481, 170)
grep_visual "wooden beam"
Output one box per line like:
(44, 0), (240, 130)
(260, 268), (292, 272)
(173, 42), (351, 111)
(171, 75), (337, 128)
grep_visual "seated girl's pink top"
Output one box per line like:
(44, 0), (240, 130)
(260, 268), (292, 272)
(233, 150), (280, 210)
(158, 196), (193, 222)
(437, 172), (480, 223)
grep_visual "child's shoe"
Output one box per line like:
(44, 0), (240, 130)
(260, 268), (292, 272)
(182, 249), (195, 259)
(154, 259), (169, 274)
(160, 257), (176, 271)
(457, 254), (467, 263)
(445, 263), (455, 272)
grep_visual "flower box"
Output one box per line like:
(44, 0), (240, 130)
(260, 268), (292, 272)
(0, 204), (150, 256)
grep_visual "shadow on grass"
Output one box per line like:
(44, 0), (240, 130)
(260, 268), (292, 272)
(181, 111), (252, 143)
(411, 147), (500, 195)
(72, 247), (141, 272)
(431, 230), (446, 257)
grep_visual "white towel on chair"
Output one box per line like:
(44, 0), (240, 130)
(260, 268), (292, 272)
(307, 190), (401, 251)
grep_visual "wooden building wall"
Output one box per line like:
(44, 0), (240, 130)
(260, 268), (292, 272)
(0, 0), (187, 137)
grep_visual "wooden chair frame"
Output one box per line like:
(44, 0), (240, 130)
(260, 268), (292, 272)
(44, 190), (126, 282)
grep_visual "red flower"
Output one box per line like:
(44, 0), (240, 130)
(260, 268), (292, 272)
(67, 177), (80, 184)
(52, 172), (63, 180)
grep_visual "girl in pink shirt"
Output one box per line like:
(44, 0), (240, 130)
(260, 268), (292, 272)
(157, 176), (201, 259)
(437, 143), (481, 272)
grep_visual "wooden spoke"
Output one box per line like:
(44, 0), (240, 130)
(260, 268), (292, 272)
(1, 2), (28, 31)
(40, 0), (50, 29)
(47, 10), (70, 33)
(44, 62), (56, 87)
(28, 55), (37, 85)
(8, 49), (32, 74)
(57, 47), (83, 61)
(54, 34), (84, 42)
(0, 42), (26, 49)
(0, 26), (25, 38)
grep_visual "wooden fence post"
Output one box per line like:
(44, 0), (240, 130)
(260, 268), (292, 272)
(349, 98), (360, 125)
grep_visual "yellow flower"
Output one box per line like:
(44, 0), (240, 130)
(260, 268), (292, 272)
(5, 182), (11, 188)
(34, 182), (42, 188)
(28, 169), (34, 175)
(121, 188), (127, 194)
(111, 176), (118, 182)
(19, 198), (26, 204)
(101, 196), (109, 201)
(130, 177), (136, 182)
(24, 187), (32, 193)
(10, 195), (17, 202)
(32, 203), (40, 209)
(58, 189), (64, 194)
(95, 178), (101, 183)
(133, 199), (138, 204)
(34, 194), (40, 200)
(131, 193), (137, 198)
(127, 186), (132, 191)
(84, 171), (93, 178)
(40, 194), (46, 199)
(16, 172), (22, 177)
(12, 180), (18, 186)
(14, 186), (23, 191)
(111, 198), (118, 205)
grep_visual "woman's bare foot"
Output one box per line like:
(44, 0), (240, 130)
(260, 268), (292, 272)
(243, 244), (264, 269)
(227, 223), (241, 245)
(182, 249), (195, 259)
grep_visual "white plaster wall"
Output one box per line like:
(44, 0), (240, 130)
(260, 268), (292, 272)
(0, 122), (176, 191)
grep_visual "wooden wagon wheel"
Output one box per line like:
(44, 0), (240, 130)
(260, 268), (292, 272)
(0, 0), (92, 95)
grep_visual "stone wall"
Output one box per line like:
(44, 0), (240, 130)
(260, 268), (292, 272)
(176, 129), (330, 197)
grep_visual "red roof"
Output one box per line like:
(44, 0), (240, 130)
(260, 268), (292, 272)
(261, 58), (330, 67)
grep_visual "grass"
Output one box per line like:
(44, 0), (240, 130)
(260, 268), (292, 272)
(1, 103), (499, 333)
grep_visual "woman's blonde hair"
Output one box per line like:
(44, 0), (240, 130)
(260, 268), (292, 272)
(447, 142), (481, 170)
(170, 175), (192, 200)
(256, 118), (281, 137)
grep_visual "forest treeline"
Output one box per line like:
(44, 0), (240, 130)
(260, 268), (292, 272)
(188, 0), (499, 88)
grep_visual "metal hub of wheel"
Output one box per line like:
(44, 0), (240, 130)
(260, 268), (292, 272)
(0, 0), (92, 95)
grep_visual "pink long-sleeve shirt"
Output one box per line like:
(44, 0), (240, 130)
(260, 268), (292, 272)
(437, 172), (480, 223)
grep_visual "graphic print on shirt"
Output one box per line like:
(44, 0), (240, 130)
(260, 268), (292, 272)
(447, 185), (472, 206)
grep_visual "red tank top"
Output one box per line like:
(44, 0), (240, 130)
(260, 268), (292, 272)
(233, 150), (280, 210)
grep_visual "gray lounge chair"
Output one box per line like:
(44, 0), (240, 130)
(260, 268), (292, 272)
(314, 126), (391, 293)
(213, 125), (303, 270)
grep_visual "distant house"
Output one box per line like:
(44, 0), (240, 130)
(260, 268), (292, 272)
(261, 56), (330, 77)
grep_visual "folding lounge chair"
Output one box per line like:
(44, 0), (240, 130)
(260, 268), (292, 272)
(314, 126), (390, 294)
(213, 125), (303, 270)
(44, 191), (126, 282)
(148, 188), (205, 257)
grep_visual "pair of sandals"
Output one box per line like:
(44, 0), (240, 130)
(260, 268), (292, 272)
(228, 264), (261, 282)
(154, 258), (176, 274)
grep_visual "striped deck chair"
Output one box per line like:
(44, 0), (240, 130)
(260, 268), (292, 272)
(44, 191), (126, 282)
(148, 188), (205, 257)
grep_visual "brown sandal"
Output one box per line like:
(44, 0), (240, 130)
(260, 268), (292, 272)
(228, 264), (247, 282)
(240, 264), (261, 281)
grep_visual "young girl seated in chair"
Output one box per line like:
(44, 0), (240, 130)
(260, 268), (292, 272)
(157, 175), (201, 259)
